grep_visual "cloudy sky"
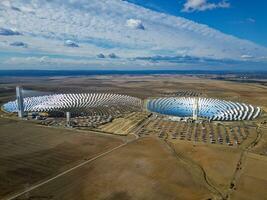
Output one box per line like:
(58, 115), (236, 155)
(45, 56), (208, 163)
(0, 0), (267, 70)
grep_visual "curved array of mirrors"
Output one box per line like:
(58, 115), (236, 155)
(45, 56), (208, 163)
(3, 93), (143, 116)
(147, 97), (261, 121)
(3, 93), (262, 121)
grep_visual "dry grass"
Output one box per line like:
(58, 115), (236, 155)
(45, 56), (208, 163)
(17, 137), (213, 200)
(231, 153), (267, 200)
(0, 75), (267, 199)
(99, 112), (150, 135)
(171, 140), (241, 194)
(0, 118), (123, 199)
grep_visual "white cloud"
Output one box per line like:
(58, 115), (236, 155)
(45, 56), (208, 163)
(126, 19), (145, 30)
(3, 55), (166, 70)
(182, 0), (230, 12)
(64, 40), (79, 47)
(241, 54), (253, 59)
(4, 56), (99, 66)
(0, 27), (21, 36)
(0, 0), (266, 70)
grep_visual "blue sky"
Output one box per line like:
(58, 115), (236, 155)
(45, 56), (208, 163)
(127, 0), (267, 47)
(0, 0), (266, 70)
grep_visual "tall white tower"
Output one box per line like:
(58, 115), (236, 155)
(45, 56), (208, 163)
(193, 97), (199, 120)
(66, 111), (71, 127)
(16, 86), (24, 118)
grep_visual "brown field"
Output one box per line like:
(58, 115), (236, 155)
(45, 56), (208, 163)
(231, 153), (267, 200)
(0, 118), (124, 199)
(249, 123), (267, 156)
(0, 74), (267, 200)
(16, 137), (214, 200)
(171, 140), (241, 195)
(98, 112), (150, 135)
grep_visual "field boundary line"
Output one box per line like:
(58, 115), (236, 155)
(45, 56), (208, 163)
(163, 139), (225, 200)
(3, 139), (138, 200)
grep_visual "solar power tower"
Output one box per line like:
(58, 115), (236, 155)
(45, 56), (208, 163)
(193, 97), (199, 120)
(16, 86), (24, 118)
(66, 112), (71, 127)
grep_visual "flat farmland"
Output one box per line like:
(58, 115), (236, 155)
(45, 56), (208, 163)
(0, 75), (267, 200)
(16, 137), (215, 200)
(99, 112), (150, 135)
(231, 153), (267, 200)
(0, 117), (124, 199)
(170, 140), (241, 195)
